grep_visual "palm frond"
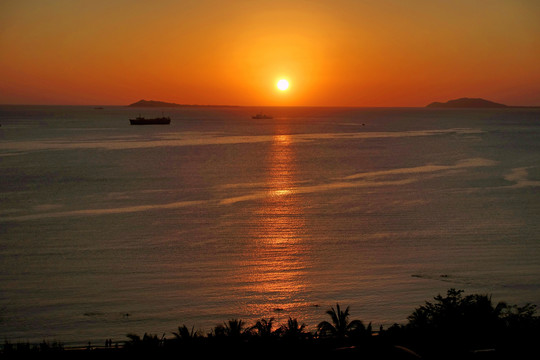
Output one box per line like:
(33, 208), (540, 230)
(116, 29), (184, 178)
(347, 319), (366, 331)
(317, 320), (337, 337)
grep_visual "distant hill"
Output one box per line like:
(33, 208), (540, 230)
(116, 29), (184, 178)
(127, 99), (236, 108)
(128, 100), (183, 107)
(426, 98), (508, 108)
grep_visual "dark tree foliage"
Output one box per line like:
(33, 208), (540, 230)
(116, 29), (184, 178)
(276, 317), (307, 339)
(317, 303), (371, 339)
(2, 289), (539, 360)
(392, 288), (540, 359)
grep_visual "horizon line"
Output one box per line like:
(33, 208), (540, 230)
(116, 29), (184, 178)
(2, 103), (540, 109)
(0, 103), (424, 108)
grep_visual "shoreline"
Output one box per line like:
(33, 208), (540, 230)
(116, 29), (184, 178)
(2, 289), (539, 359)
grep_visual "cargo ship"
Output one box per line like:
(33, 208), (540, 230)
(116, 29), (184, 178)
(251, 113), (273, 119)
(129, 116), (171, 125)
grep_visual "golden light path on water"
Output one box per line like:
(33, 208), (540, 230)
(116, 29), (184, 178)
(239, 126), (312, 320)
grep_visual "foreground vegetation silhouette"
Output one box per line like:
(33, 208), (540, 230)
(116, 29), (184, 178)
(317, 303), (372, 339)
(2, 289), (539, 359)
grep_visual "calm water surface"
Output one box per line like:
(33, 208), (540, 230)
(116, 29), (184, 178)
(1, 106), (539, 345)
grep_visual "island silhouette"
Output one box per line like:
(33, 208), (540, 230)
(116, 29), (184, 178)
(127, 98), (537, 109)
(128, 99), (237, 108)
(426, 97), (508, 108)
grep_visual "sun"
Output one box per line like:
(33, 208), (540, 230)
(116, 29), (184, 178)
(277, 79), (289, 91)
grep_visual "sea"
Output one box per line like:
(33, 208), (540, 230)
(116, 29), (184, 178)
(1, 105), (539, 346)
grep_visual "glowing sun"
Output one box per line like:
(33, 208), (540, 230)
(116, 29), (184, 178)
(277, 79), (289, 91)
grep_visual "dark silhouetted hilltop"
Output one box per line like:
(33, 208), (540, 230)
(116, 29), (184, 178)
(426, 97), (508, 108)
(128, 99), (237, 108)
(128, 100), (183, 107)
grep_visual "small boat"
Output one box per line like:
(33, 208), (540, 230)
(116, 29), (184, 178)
(129, 116), (171, 125)
(252, 113), (273, 119)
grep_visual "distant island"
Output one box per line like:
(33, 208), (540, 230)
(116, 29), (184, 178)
(426, 97), (508, 108)
(125, 98), (539, 109)
(128, 99), (237, 108)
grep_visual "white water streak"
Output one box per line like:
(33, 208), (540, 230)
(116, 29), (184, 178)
(1, 128), (483, 153)
(2, 157), (497, 222)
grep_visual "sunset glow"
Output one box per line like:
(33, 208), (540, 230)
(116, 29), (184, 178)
(0, 1), (539, 106)
(277, 79), (289, 91)
(3, 0), (540, 352)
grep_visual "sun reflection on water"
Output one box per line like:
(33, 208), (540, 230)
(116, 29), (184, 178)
(240, 125), (312, 319)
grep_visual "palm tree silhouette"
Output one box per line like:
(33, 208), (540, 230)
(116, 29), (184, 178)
(251, 318), (275, 337)
(278, 317), (307, 338)
(214, 319), (249, 337)
(125, 333), (163, 349)
(173, 325), (198, 341)
(317, 303), (368, 338)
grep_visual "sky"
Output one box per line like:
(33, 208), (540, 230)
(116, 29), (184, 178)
(1, 0), (539, 107)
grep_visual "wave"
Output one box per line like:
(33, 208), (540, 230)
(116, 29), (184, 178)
(1, 128), (484, 153)
(2, 157), (498, 222)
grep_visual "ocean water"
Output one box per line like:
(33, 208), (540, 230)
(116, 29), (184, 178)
(1, 105), (539, 346)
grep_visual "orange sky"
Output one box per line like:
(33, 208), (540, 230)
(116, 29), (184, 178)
(1, 0), (539, 106)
